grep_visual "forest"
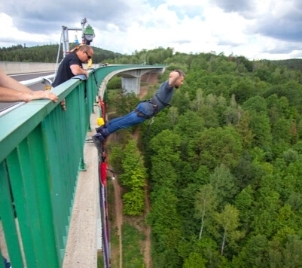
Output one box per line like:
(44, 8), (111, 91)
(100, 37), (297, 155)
(0, 44), (122, 64)
(104, 50), (302, 267)
(1, 44), (301, 71)
(2, 44), (302, 267)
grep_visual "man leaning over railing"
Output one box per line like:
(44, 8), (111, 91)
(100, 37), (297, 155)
(51, 44), (94, 110)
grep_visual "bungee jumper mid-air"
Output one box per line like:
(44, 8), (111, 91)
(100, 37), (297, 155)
(92, 69), (185, 150)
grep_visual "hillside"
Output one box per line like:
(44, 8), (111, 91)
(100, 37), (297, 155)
(0, 44), (122, 64)
(0, 44), (301, 72)
(271, 58), (302, 71)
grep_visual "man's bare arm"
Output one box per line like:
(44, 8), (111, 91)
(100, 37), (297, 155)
(0, 87), (58, 103)
(70, 65), (89, 77)
(0, 69), (58, 103)
(0, 69), (35, 93)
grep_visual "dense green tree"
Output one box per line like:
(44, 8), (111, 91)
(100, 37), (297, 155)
(113, 90), (139, 117)
(149, 130), (181, 191)
(173, 110), (205, 140)
(234, 185), (254, 232)
(264, 82), (302, 113)
(119, 140), (146, 188)
(266, 95), (292, 122)
(148, 187), (182, 268)
(252, 188), (281, 238)
(286, 192), (302, 212)
(119, 140), (146, 215)
(192, 238), (223, 268)
(210, 164), (238, 207)
(232, 234), (269, 267)
(193, 165), (210, 184)
(236, 56), (253, 72)
(199, 106), (220, 128)
(106, 76), (122, 89)
(183, 252), (206, 268)
(190, 88), (205, 112)
(108, 143), (125, 174)
(179, 181), (207, 237)
(123, 189), (145, 216)
(232, 152), (256, 189)
(243, 95), (268, 113)
(234, 111), (254, 150)
(191, 126), (242, 170)
(248, 111), (272, 151)
(271, 117), (292, 157)
(167, 106), (179, 127)
(194, 184), (217, 239)
(254, 67), (272, 82)
(215, 204), (243, 255)
(230, 78), (256, 103)
(172, 90), (191, 115)
(224, 94), (243, 125)
(282, 235), (302, 267)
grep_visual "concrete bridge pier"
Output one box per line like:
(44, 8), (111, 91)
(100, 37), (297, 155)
(120, 69), (143, 95)
(119, 68), (163, 95)
(121, 76), (141, 95)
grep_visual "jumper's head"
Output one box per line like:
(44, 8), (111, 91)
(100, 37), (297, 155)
(172, 69), (185, 88)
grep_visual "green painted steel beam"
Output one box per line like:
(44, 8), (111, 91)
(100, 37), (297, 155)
(0, 162), (24, 268)
(0, 80), (81, 164)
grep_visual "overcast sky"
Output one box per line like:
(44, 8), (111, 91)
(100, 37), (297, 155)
(0, 0), (301, 60)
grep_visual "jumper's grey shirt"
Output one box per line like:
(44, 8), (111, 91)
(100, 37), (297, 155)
(136, 80), (174, 117)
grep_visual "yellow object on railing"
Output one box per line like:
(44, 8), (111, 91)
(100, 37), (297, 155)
(87, 58), (93, 69)
(97, 117), (104, 126)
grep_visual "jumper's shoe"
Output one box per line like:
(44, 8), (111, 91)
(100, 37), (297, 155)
(95, 126), (103, 133)
(95, 122), (109, 133)
(92, 133), (106, 153)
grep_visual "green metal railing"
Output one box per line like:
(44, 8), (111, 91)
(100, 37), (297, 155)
(0, 64), (165, 268)
(0, 76), (91, 268)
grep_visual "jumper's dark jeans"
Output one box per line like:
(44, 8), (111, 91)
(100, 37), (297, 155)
(103, 101), (156, 135)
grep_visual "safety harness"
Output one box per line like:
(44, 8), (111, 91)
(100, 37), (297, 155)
(151, 95), (171, 108)
(135, 99), (158, 119)
(135, 95), (172, 119)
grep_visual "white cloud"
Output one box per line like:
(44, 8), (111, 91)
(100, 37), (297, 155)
(0, 0), (301, 60)
(0, 13), (57, 46)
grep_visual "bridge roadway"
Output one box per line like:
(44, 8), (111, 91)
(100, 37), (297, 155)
(0, 71), (55, 112)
